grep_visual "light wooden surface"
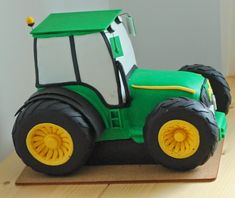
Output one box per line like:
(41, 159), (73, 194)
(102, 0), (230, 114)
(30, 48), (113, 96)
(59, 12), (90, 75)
(16, 141), (223, 185)
(1, 77), (235, 198)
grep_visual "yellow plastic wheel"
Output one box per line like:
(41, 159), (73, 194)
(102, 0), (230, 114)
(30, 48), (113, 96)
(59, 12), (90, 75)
(158, 120), (200, 159)
(26, 123), (74, 166)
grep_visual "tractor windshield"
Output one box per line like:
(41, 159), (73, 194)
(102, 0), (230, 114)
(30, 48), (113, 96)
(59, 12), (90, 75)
(105, 22), (137, 76)
(36, 37), (77, 85)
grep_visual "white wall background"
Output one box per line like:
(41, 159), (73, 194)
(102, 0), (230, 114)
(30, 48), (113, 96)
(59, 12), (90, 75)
(110, 0), (223, 72)
(0, 0), (109, 161)
(221, 0), (235, 76)
(0, 0), (234, 160)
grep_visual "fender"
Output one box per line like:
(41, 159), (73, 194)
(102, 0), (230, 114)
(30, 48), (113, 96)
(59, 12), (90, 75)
(16, 87), (105, 138)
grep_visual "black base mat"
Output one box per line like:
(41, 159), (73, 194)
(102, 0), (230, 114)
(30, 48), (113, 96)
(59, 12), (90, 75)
(87, 140), (155, 165)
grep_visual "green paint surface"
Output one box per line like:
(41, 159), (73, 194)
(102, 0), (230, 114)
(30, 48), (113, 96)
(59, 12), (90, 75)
(64, 68), (224, 143)
(31, 9), (121, 38)
(109, 36), (124, 58)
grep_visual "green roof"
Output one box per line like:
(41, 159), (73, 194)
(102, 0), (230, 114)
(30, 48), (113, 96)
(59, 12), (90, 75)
(31, 9), (121, 38)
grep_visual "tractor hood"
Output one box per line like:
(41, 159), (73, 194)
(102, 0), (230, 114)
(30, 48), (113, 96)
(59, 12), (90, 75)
(128, 68), (205, 98)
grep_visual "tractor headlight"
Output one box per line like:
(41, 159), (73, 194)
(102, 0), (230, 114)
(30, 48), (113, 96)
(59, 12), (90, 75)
(200, 80), (217, 113)
(206, 80), (213, 102)
(211, 94), (217, 110)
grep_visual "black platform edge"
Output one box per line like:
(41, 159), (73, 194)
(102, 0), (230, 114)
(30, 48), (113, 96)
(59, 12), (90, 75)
(87, 140), (156, 165)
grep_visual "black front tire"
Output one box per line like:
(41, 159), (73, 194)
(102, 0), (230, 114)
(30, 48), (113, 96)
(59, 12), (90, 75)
(144, 97), (218, 171)
(12, 99), (94, 176)
(180, 64), (231, 114)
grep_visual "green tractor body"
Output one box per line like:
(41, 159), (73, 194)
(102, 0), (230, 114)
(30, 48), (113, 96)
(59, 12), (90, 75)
(65, 68), (226, 143)
(12, 9), (230, 175)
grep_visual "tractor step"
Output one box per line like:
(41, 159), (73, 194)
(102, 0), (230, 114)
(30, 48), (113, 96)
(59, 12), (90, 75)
(215, 111), (227, 140)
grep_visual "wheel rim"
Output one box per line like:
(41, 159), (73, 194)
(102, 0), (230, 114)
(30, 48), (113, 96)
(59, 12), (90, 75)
(158, 120), (200, 159)
(26, 123), (74, 166)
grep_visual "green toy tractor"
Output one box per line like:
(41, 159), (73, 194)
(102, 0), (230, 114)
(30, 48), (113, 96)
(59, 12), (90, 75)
(13, 9), (231, 175)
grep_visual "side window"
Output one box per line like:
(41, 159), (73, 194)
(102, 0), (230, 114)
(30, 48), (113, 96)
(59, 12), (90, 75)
(37, 37), (76, 85)
(74, 33), (119, 105)
(105, 22), (137, 75)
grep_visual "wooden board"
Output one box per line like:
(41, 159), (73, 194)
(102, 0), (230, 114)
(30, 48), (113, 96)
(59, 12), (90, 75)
(15, 142), (223, 185)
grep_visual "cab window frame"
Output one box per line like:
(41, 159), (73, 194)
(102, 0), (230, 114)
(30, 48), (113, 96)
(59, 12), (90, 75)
(34, 37), (81, 88)
(33, 33), (131, 108)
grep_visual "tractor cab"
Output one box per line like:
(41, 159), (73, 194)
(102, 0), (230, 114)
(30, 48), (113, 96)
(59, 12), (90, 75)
(32, 9), (135, 106)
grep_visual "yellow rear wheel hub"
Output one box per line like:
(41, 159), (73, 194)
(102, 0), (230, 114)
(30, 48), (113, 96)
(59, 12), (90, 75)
(26, 123), (74, 166)
(158, 120), (200, 159)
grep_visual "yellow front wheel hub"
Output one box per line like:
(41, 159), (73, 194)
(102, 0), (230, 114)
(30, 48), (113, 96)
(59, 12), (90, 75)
(158, 120), (200, 159)
(26, 123), (74, 166)
(174, 130), (186, 142)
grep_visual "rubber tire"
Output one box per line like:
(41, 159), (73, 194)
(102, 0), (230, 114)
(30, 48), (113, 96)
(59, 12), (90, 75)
(12, 99), (94, 176)
(180, 64), (231, 114)
(144, 97), (218, 171)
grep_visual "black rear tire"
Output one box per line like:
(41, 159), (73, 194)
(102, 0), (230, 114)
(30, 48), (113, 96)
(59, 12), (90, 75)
(144, 97), (218, 171)
(180, 64), (231, 114)
(12, 99), (94, 176)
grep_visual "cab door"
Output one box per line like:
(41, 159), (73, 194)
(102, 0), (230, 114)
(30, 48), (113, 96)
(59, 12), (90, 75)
(74, 33), (120, 106)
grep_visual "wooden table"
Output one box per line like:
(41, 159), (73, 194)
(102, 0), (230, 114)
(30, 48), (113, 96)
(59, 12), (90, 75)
(1, 77), (235, 198)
